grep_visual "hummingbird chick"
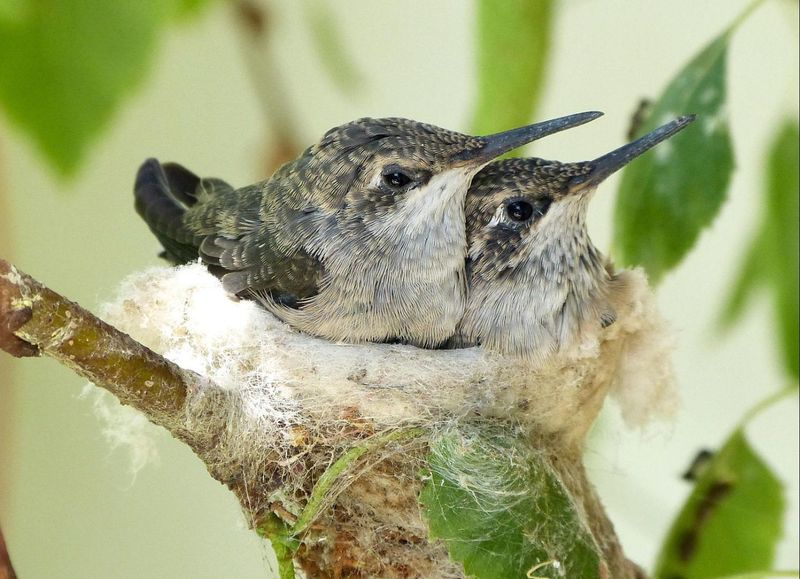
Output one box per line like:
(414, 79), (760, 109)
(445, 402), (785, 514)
(454, 115), (696, 359)
(134, 113), (601, 347)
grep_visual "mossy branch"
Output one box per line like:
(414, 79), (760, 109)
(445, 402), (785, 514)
(0, 257), (201, 428)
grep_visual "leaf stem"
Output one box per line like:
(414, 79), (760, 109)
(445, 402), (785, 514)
(291, 427), (425, 536)
(726, 0), (769, 36)
(256, 427), (426, 574)
(256, 514), (297, 579)
(737, 385), (797, 431)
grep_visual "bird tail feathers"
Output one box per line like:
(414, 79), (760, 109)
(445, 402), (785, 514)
(134, 158), (205, 264)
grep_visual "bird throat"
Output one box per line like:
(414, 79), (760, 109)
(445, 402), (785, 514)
(462, 198), (613, 358)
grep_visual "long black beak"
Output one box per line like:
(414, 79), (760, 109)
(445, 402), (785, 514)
(570, 115), (696, 190)
(453, 111), (604, 166)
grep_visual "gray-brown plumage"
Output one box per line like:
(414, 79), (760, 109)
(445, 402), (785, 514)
(454, 115), (695, 358)
(134, 113), (602, 347)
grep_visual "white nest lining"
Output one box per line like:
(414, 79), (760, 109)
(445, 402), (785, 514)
(96, 262), (677, 470)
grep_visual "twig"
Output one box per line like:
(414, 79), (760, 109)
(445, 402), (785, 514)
(233, 0), (303, 174)
(0, 257), (203, 428)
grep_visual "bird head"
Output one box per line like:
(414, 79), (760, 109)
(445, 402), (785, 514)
(298, 113), (604, 238)
(466, 115), (696, 281)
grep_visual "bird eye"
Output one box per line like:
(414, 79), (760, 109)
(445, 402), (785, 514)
(506, 200), (534, 221)
(381, 169), (413, 189)
(505, 197), (551, 223)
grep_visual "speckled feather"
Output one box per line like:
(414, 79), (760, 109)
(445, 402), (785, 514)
(135, 118), (489, 346)
(455, 115), (696, 358)
(134, 111), (608, 347)
(453, 157), (621, 359)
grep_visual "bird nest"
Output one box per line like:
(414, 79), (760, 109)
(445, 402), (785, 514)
(95, 262), (675, 577)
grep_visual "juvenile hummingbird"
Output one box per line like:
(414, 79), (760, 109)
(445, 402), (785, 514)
(134, 113), (602, 346)
(453, 115), (695, 358)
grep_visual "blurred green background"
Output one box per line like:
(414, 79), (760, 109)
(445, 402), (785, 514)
(0, 1), (797, 577)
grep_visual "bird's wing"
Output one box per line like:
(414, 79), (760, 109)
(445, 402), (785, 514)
(185, 165), (326, 305)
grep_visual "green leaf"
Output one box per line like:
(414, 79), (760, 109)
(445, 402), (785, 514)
(714, 0), (799, 381)
(420, 426), (601, 579)
(721, 229), (767, 329)
(655, 431), (785, 578)
(722, 119), (799, 380)
(0, 0), (27, 24)
(712, 572), (799, 579)
(613, 32), (734, 282)
(174, 0), (212, 17)
(471, 0), (553, 139)
(0, 0), (212, 177)
(767, 121), (800, 380)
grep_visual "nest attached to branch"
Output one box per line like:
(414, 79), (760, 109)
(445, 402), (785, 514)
(97, 263), (675, 578)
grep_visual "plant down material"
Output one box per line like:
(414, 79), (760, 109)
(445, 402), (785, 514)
(91, 263), (675, 577)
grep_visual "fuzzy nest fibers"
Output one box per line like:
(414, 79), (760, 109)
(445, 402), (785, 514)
(97, 262), (676, 577)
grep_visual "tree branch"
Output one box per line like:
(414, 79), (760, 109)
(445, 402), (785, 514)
(0, 256), (645, 578)
(0, 258), (199, 426)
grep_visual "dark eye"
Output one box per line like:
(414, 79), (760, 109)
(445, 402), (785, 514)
(381, 169), (413, 189)
(505, 197), (551, 222)
(506, 200), (534, 221)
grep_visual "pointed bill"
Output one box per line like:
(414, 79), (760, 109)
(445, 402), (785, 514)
(454, 111), (604, 166)
(571, 115), (696, 191)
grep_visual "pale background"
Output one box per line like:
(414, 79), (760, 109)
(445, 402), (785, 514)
(1, 1), (798, 577)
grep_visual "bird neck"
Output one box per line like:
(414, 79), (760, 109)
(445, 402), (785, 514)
(464, 200), (614, 358)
